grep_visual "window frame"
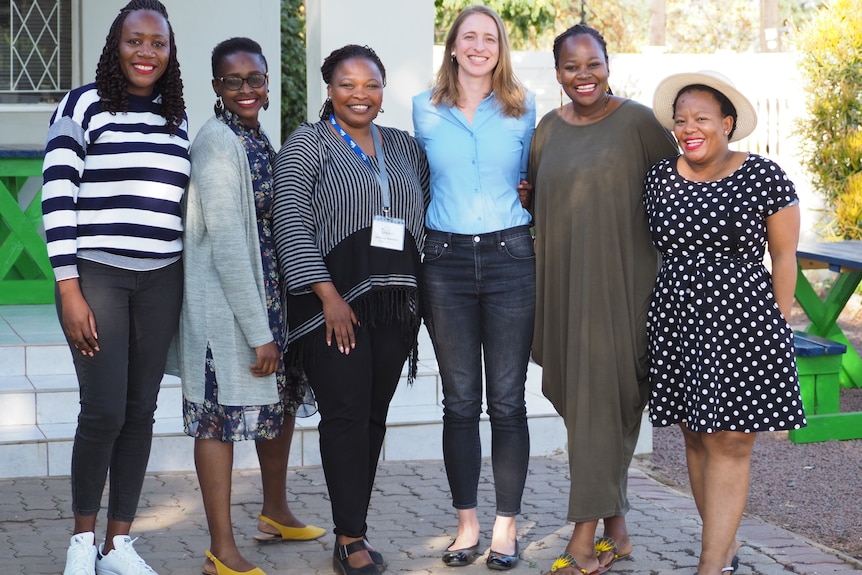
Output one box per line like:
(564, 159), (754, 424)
(0, 0), (78, 105)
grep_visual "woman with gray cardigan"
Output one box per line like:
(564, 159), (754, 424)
(178, 37), (321, 575)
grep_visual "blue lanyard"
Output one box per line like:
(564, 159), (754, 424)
(329, 114), (391, 213)
(330, 114), (370, 166)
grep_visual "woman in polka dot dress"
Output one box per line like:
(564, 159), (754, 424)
(645, 71), (806, 575)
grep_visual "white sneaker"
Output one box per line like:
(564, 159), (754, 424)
(63, 532), (97, 575)
(95, 535), (158, 575)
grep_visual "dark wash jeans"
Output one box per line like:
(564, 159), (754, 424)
(422, 225), (535, 516)
(57, 259), (182, 521)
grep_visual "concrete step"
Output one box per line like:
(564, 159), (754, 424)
(0, 363), (570, 478)
(0, 304), (588, 479)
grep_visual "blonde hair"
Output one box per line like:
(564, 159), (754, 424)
(431, 5), (526, 118)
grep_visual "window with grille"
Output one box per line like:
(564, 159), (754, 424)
(1, 0), (72, 104)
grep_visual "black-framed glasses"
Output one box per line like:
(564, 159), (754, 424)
(216, 73), (268, 91)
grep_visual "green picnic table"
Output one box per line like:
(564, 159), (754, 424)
(0, 148), (54, 304)
(789, 240), (862, 443)
(795, 240), (862, 388)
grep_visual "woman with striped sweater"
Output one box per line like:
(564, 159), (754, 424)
(273, 44), (429, 575)
(41, 2), (188, 574)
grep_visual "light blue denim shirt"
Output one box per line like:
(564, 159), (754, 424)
(412, 89), (536, 234)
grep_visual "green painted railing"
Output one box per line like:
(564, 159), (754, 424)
(0, 150), (54, 304)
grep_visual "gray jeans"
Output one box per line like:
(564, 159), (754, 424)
(57, 259), (182, 521)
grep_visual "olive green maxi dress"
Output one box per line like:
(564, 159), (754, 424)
(529, 100), (678, 521)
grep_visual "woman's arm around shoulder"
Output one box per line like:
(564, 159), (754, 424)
(630, 101), (678, 165)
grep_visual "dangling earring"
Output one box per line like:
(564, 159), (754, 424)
(559, 87), (563, 111)
(214, 94), (223, 114)
(450, 52), (456, 62)
(262, 89), (270, 111)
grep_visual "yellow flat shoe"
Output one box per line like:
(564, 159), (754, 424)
(253, 514), (326, 542)
(203, 550), (266, 575)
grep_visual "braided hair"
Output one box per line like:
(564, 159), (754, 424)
(318, 44), (386, 121)
(95, 0), (185, 134)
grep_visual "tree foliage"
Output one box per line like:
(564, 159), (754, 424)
(795, 0), (862, 239)
(664, 0), (758, 53)
(281, 0), (306, 143)
(434, 0), (820, 54)
(434, 0), (647, 52)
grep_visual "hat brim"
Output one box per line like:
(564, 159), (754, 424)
(652, 71), (757, 143)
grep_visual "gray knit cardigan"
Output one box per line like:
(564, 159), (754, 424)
(176, 116), (278, 406)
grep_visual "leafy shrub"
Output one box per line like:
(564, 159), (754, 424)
(795, 0), (862, 239)
(281, 0), (306, 144)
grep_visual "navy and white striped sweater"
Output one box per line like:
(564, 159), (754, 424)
(42, 83), (191, 281)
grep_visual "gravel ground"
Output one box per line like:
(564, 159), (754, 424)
(633, 296), (862, 561)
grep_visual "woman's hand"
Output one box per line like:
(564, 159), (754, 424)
(250, 341), (280, 377)
(57, 278), (99, 356)
(313, 281), (358, 354)
(517, 179), (533, 209)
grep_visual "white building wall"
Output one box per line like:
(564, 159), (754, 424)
(305, 0), (435, 133)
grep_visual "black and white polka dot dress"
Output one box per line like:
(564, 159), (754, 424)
(644, 154), (806, 432)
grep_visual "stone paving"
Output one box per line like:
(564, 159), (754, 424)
(1, 454), (859, 575)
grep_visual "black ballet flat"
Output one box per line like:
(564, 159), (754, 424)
(486, 540), (519, 571)
(442, 540), (480, 567)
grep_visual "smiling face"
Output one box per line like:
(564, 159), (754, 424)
(672, 88), (735, 165)
(327, 56), (383, 132)
(213, 51), (268, 128)
(118, 9), (170, 97)
(452, 12), (500, 83)
(555, 33), (609, 110)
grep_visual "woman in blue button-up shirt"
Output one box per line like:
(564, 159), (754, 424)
(412, 5), (536, 570)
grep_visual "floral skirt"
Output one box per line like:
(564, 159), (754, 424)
(183, 345), (316, 442)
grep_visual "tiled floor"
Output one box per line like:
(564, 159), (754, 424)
(0, 303), (63, 345)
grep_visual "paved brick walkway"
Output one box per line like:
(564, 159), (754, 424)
(1, 455), (858, 574)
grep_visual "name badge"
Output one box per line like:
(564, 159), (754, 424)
(370, 215), (405, 251)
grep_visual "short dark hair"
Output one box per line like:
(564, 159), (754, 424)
(318, 44), (386, 120)
(211, 37), (268, 77)
(673, 84), (739, 139)
(95, 0), (184, 134)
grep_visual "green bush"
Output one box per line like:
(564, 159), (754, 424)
(281, 0), (306, 144)
(796, 0), (862, 239)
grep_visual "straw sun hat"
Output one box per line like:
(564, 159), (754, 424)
(652, 70), (757, 143)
